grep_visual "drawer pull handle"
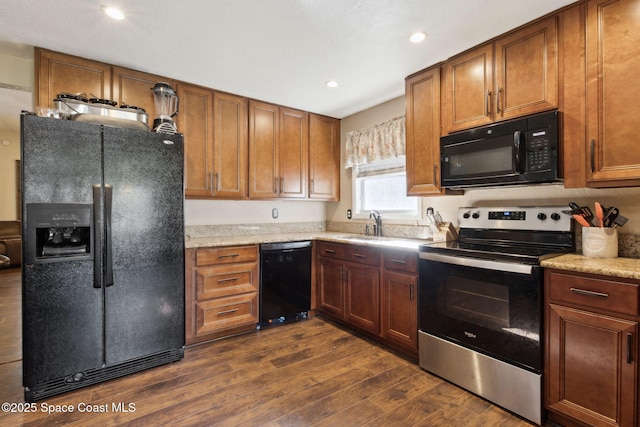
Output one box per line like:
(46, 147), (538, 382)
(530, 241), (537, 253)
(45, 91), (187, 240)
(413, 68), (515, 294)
(324, 249), (336, 254)
(570, 288), (609, 298)
(218, 254), (240, 259)
(218, 308), (240, 315)
(390, 259), (406, 264)
(628, 334), (633, 364)
(353, 253), (367, 259)
(217, 277), (240, 283)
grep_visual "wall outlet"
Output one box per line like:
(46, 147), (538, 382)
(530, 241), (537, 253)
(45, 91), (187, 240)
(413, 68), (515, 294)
(347, 209), (352, 219)
(272, 208), (278, 219)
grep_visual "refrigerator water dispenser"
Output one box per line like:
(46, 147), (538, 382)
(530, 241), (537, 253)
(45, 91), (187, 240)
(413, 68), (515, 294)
(26, 203), (93, 263)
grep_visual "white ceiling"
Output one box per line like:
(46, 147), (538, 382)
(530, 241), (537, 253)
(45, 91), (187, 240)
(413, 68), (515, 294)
(1, 0), (575, 127)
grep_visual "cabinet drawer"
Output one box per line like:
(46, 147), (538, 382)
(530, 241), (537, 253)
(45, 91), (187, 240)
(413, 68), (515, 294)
(196, 262), (258, 300)
(547, 270), (639, 316)
(196, 245), (258, 266)
(383, 249), (418, 273)
(317, 241), (347, 259)
(196, 292), (258, 335)
(345, 244), (381, 266)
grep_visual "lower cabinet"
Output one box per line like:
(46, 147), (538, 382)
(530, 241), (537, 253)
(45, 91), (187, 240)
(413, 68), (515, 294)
(317, 241), (418, 356)
(382, 249), (418, 352)
(185, 245), (259, 345)
(545, 268), (639, 427)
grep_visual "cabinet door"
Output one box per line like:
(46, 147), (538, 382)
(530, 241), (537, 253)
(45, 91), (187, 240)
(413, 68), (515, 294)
(444, 43), (494, 133)
(317, 257), (344, 318)
(382, 270), (417, 351)
(112, 67), (172, 119)
(36, 49), (111, 108)
(405, 66), (443, 195)
(279, 108), (308, 198)
(309, 114), (340, 201)
(213, 92), (248, 198)
(249, 101), (279, 198)
(547, 304), (637, 427)
(177, 83), (215, 198)
(494, 17), (558, 121)
(344, 263), (380, 334)
(586, 0), (640, 186)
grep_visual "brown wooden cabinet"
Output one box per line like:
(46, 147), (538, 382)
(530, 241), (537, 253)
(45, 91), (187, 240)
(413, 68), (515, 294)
(443, 17), (558, 134)
(177, 83), (215, 198)
(586, 0), (640, 187)
(545, 269), (639, 427)
(35, 48), (338, 200)
(317, 241), (381, 334)
(185, 245), (259, 345)
(405, 65), (443, 195)
(309, 114), (340, 201)
(35, 48), (111, 107)
(249, 101), (308, 199)
(382, 249), (418, 353)
(317, 241), (418, 356)
(112, 66), (172, 118)
(177, 84), (248, 199)
(213, 91), (249, 198)
(35, 49), (171, 119)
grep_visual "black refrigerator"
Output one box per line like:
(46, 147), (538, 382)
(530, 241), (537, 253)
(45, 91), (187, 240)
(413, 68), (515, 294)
(21, 114), (185, 402)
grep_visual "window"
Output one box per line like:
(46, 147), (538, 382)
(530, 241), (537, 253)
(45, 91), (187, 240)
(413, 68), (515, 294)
(353, 156), (420, 220)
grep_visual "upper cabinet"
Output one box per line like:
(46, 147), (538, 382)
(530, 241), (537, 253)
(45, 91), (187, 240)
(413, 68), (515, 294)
(405, 65), (443, 195)
(112, 67), (173, 118)
(309, 114), (340, 201)
(213, 92), (249, 198)
(36, 48), (339, 200)
(443, 17), (558, 134)
(248, 101), (308, 199)
(177, 83), (215, 198)
(177, 84), (248, 199)
(36, 49), (111, 106)
(35, 49), (170, 119)
(586, 0), (640, 187)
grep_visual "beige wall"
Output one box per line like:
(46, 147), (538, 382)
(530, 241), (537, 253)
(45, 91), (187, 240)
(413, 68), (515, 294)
(330, 96), (640, 236)
(0, 48), (33, 221)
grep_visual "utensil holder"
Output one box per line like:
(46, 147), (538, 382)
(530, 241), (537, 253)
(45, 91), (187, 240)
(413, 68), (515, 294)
(582, 227), (618, 259)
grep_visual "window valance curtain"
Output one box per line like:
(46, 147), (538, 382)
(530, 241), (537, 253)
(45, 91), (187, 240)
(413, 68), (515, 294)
(344, 115), (405, 168)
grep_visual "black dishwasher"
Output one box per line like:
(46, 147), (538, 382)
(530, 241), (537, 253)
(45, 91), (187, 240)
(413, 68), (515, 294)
(259, 241), (312, 328)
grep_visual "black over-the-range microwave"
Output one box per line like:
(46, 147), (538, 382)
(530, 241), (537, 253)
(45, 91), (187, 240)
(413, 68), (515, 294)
(440, 110), (560, 189)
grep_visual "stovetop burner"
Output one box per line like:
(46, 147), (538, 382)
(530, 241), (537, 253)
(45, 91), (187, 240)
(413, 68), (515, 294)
(420, 206), (575, 265)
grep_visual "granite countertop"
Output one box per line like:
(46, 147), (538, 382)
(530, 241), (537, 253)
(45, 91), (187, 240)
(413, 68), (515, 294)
(541, 253), (640, 280)
(186, 232), (431, 251)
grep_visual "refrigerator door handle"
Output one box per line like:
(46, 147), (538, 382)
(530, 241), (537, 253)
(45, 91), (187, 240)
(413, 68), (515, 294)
(92, 184), (103, 289)
(104, 184), (114, 287)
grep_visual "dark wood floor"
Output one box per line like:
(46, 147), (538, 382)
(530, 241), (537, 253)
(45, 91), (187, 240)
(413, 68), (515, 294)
(0, 268), (535, 426)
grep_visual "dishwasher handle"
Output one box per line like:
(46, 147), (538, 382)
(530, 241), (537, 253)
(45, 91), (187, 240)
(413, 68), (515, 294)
(260, 241), (311, 251)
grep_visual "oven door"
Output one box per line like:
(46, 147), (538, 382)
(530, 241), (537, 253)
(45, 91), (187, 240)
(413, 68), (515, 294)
(418, 252), (542, 372)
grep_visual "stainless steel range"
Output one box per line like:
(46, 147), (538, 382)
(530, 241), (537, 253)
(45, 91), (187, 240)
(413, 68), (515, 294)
(418, 206), (574, 425)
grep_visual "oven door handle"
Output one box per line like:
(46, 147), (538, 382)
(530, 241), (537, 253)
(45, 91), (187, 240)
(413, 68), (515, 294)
(419, 252), (534, 275)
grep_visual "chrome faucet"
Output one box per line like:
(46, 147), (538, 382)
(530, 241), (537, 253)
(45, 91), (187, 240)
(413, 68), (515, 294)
(369, 210), (382, 236)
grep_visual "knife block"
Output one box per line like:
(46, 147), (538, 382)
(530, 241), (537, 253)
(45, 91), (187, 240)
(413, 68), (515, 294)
(433, 222), (458, 242)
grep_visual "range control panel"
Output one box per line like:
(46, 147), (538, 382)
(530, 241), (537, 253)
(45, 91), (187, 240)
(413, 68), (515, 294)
(458, 206), (571, 232)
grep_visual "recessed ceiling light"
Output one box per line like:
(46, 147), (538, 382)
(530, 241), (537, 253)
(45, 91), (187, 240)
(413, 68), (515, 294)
(409, 32), (427, 43)
(326, 80), (339, 88)
(102, 6), (125, 20)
